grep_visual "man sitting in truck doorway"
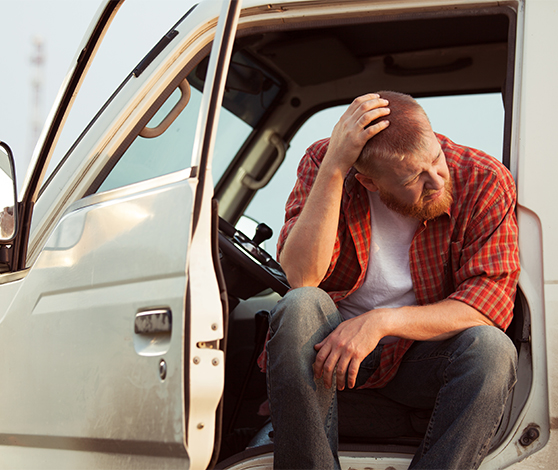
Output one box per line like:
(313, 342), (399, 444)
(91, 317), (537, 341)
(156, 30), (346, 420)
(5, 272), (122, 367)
(265, 91), (520, 469)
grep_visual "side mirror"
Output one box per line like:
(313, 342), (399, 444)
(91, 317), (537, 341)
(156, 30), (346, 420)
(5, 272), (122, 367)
(0, 142), (18, 241)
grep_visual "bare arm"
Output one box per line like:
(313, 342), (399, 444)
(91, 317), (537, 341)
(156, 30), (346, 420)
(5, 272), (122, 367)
(280, 94), (390, 287)
(314, 300), (495, 390)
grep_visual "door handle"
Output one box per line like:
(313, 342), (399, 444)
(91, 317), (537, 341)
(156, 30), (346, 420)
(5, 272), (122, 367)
(241, 133), (287, 190)
(139, 79), (191, 138)
(134, 308), (172, 334)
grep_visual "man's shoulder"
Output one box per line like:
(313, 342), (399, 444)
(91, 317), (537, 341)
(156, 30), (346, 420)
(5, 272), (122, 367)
(438, 133), (515, 191)
(437, 134), (516, 222)
(305, 138), (331, 164)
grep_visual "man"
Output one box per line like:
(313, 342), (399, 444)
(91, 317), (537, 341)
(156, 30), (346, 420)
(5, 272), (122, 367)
(265, 91), (520, 469)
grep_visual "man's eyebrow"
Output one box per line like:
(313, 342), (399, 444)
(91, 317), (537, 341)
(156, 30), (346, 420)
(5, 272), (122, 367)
(401, 149), (443, 185)
(401, 170), (421, 185)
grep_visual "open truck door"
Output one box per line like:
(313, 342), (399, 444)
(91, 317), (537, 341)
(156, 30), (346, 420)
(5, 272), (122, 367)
(0, 1), (242, 468)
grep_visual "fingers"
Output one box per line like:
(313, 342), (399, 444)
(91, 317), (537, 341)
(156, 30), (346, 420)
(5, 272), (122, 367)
(361, 104), (390, 126)
(314, 340), (341, 388)
(324, 93), (390, 174)
(360, 102), (390, 133)
(319, 348), (362, 390)
(338, 94), (390, 134)
(335, 355), (351, 391)
(314, 335), (364, 390)
(346, 358), (361, 389)
(313, 313), (381, 390)
(365, 116), (390, 140)
(350, 93), (390, 121)
(313, 340), (329, 380)
(345, 94), (391, 146)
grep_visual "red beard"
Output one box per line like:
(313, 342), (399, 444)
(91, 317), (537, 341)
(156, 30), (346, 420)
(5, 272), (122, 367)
(378, 178), (454, 221)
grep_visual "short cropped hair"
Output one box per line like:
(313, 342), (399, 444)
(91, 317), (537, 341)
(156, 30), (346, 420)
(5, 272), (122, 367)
(354, 91), (431, 177)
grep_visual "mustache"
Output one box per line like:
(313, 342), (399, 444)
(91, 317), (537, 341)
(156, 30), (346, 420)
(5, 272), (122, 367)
(421, 178), (452, 199)
(422, 189), (440, 198)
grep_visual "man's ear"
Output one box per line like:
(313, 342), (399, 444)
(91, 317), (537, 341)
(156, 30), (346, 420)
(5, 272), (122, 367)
(355, 173), (379, 192)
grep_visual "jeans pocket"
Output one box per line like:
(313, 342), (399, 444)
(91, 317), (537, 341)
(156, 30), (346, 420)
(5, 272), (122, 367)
(354, 344), (384, 388)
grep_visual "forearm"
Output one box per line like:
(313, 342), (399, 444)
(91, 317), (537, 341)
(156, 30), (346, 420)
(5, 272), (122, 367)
(280, 162), (346, 287)
(280, 94), (391, 288)
(375, 299), (497, 342)
(313, 298), (496, 390)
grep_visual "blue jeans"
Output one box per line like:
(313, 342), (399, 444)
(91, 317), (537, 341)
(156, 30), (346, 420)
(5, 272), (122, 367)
(266, 287), (518, 470)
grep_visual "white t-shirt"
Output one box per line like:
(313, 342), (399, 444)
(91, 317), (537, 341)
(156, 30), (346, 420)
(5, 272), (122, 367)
(337, 191), (419, 344)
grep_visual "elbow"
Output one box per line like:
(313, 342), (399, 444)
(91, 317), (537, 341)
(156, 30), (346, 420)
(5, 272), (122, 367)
(279, 248), (327, 289)
(286, 275), (322, 290)
(281, 261), (324, 289)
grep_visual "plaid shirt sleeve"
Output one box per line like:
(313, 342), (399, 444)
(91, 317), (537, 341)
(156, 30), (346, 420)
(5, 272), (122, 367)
(445, 149), (520, 330)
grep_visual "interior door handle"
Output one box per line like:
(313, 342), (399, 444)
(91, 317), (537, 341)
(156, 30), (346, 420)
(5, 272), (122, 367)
(139, 79), (191, 138)
(241, 133), (287, 190)
(134, 308), (172, 334)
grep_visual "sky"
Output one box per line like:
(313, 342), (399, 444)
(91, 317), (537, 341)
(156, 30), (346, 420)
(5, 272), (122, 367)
(1, 0), (100, 186)
(0, 0), (196, 189)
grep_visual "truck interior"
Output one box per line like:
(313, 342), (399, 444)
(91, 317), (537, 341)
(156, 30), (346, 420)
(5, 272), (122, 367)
(80, 2), (529, 466)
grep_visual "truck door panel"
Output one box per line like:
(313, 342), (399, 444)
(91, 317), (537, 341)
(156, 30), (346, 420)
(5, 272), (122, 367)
(0, 174), (195, 467)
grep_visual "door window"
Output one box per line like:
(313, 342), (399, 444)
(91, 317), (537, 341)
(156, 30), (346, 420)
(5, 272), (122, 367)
(96, 49), (283, 194)
(97, 85), (253, 193)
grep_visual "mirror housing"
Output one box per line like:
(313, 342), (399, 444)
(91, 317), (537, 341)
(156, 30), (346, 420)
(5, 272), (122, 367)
(0, 142), (18, 243)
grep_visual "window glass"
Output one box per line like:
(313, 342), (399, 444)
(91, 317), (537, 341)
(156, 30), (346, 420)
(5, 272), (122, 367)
(41, 0), (198, 191)
(96, 47), (281, 194)
(97, 86), (252, 193)
(243, 93), (505, 256)
(98, 87), (201, 192)
(417, 94), (504, 161)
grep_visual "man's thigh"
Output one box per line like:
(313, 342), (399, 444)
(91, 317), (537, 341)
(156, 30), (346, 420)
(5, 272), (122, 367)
(377, 325), (516, 409)
(336, 339), (441, 441)
(338, 334), (454, 438)
(338, 326), (515, 440)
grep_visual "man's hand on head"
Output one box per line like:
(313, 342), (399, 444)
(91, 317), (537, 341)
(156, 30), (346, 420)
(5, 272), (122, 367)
(323, 93), (390, 176)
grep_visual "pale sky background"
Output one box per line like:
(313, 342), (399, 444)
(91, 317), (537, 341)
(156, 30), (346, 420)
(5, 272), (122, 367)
(0, 0), (197, 190)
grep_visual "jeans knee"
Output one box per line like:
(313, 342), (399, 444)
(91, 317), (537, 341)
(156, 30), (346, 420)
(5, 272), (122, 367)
(267, 287), (341, 368)
(269, 286), (338, 334)
(456, 326), (518, 391)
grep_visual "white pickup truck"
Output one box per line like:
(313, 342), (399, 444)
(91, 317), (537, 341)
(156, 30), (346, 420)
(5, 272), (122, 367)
(0, 0), (556, 468)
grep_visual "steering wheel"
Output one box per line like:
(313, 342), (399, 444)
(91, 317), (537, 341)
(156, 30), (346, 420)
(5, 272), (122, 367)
(218, 217), (290, 299)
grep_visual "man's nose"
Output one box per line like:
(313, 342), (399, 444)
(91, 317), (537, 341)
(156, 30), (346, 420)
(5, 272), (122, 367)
(425, 169), (445, 191)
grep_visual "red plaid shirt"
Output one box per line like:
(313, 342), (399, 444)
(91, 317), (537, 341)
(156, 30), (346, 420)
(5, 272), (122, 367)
(271, 133), (520, 388)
